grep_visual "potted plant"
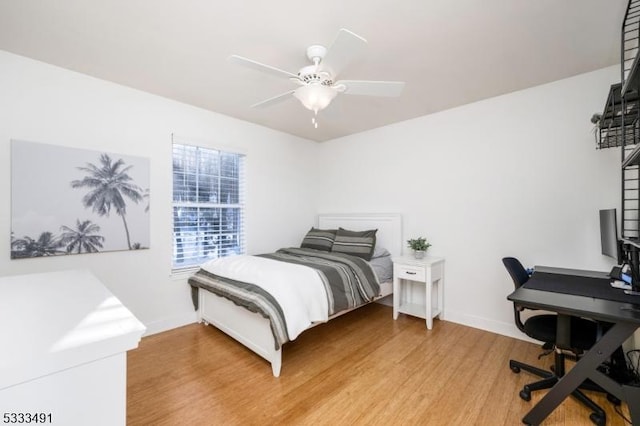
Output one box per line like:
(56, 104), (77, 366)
(407, 237), (431, 259)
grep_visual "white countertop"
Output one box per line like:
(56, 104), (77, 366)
(0, 269), (146, 390)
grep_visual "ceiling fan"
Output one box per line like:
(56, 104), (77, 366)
(229, 29), (405, 123)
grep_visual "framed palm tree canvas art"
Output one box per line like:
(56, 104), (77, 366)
(10, 140), (150, 259)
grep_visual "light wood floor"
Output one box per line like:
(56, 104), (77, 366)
(127, 304), (631, 425)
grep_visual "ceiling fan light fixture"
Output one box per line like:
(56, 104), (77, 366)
(293, 84), (337, 114)
(230, 29), (405, 118)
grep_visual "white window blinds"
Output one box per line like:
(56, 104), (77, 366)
(172, 142), (245, 270)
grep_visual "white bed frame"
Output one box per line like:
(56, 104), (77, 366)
(197, 213), (402, 377)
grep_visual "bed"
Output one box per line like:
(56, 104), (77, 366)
(188, 213), (402, 377)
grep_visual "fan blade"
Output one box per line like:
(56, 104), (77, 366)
(335, 80), (405, 97)
(321, 29), (367, 77)
(228, 55), (300, 80)
(250, 90), (295, 108)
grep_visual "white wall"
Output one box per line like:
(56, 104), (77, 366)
(317, 66), (623, 340)
(0, 49), (632, 345)
(0, 50), (320, 335)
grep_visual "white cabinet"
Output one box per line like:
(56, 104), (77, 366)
(0, 270), (146, 426)
(392, 256), (445, 329)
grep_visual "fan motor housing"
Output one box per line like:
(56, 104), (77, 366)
(297, 65), (333, 85)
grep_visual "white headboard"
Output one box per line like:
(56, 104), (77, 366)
(317, 213), (403, 257)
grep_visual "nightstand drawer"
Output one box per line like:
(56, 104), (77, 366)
(395, 265), (426, 282)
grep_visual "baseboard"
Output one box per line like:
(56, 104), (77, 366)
(444, 309), (538, 344)
(142, 311), (198, 337)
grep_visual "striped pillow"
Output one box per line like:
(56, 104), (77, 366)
(331, 228), (377, 261)
(300, 228), (337, 251)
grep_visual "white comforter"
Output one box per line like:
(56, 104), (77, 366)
(200, 255), (329, 340)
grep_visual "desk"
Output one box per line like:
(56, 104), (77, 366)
(507, 268), (640, 425)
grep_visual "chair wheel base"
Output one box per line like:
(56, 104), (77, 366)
(511, 365), (521, 373)
(519, 389), (531, 401)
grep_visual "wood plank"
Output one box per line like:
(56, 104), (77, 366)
(127, 304), (632, 425)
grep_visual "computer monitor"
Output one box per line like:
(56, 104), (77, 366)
(599, 208), (622, 264)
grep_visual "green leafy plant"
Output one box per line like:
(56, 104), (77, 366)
(407, 237), (431, 252)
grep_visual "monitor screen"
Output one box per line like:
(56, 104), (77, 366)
(600, 208), (621, 263)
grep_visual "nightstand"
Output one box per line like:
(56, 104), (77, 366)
(392, 255), (445, 329)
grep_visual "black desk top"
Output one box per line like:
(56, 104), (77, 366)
(508, 270), (640, 324)
(533, 265), (610, 279)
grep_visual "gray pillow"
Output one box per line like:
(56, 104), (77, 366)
(300, 228), (337, 251)
(331, 228), (377, 261)
(369, 253), (393, 282)
(371, 245), (390, 259)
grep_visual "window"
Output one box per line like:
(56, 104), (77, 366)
(172, 142), (245, 270)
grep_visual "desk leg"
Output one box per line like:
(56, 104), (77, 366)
(522, 322), (639, 425)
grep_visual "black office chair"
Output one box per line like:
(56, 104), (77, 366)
(502, 257), (606, 426)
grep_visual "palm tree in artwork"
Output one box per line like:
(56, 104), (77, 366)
(142, 187), (150, 213)
(10, 231), (25, 259)
(12, 232), (62, 258)
(59, 219), (105, 254)
(71, 154), (143, 250)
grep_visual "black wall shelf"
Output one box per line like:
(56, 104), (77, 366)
(598, 84), (639, 149)
(623, 143), (640, 168)
(621, 0), (640, 241)
(622, 0), (640, 96)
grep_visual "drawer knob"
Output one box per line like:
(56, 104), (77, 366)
(406, 271), (416, 275)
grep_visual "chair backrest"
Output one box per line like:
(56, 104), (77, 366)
(502, 257), (529, 289)
(502, 256), (530, 333)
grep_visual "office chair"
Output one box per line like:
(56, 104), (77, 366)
(502, 257), (606, 426)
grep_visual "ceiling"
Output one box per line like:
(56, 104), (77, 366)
(0, 1), (628, 142)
